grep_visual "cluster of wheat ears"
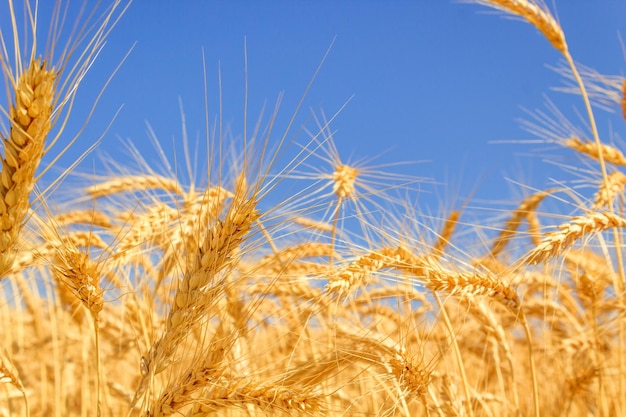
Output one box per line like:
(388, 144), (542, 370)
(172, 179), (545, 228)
(0, 1), (625, 416)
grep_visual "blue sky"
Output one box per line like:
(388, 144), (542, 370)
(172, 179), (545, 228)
(2, 1), (626, 216)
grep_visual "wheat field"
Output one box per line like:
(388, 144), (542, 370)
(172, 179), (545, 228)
(0, 1), (625, 416)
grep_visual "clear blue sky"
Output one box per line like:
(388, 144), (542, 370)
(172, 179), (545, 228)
(2, 1), (626, 215)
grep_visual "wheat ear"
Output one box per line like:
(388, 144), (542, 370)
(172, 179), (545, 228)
(474, 0), (566, 53)
(52, 246), (104, 315)
(593, 171), (626, 210)
(491, 190), (551, 257)
(86, 175), (185, 198)
(136, 174), (260, 408)
(526, 212), (626, 264)
(432, 210), (460, 257)
(566, 137), (626, 167)
(0, 59), (56, 276)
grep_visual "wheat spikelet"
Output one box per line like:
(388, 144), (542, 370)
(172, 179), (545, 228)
(432, 210), (460, 257)
(167, 183), (259, 330)
(0, 347), (24, 391)
(0, 59), (56, 275)
(54, 210), (113, 228)
(136, 174), (260, 405)
(424, 264), (520, 312)
(159, 186), (234, 269)
(389, 353), (430, 400)
(566, 136), (626, 167)
(86, 175), (185, 198)
(293, 216), (334, 232)
(152, 371), (323, 416)
(333, 164), (359, 199)
(526, 211), (626, 264)
(52, 246), (104, 315)
(564, 249), (615, 305)
(334, 323), (431, 404)
(325, 247), (403, 293)
(473, 0), (566, 53)
(257, 242), (336, 272)
(593, 170), (626, 209)
(491, 190), (551, 257)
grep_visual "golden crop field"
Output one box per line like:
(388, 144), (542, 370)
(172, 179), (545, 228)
(0, 1), (624, 416)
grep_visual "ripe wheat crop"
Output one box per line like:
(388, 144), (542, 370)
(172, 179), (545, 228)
(0, 1), (625, 416)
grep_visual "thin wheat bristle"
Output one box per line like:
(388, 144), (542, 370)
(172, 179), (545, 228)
(0, 59), (56, 275)
(566, 136), (626, 166)
(622, 78), (626, 121)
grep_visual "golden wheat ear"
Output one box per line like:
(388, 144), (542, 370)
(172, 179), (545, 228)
(0, 59), (56, 276)
(471, 0), (566, 53)
(0, 1), (129, 277)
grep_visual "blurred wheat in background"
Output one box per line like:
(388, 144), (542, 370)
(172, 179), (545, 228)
(0, 0), (625, 416)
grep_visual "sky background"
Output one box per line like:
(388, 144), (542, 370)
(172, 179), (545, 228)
(2, 1), (626, 220)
